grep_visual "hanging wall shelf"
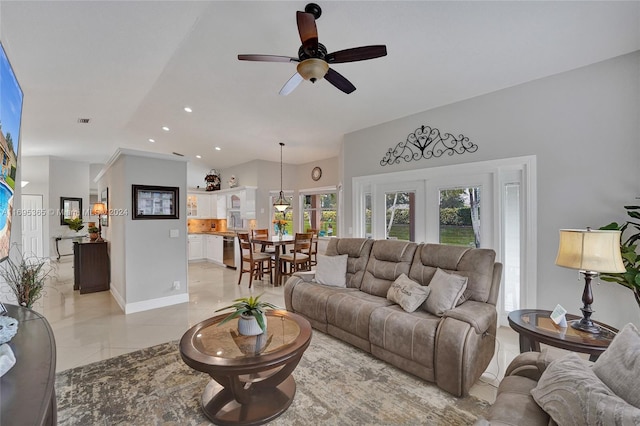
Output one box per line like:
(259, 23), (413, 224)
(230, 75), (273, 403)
(380, 125), (478, 166)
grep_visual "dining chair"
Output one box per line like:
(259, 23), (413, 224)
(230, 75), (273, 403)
(305, 228), (319, 266)
(237, 232), (272, 288)
(278, 232), (313, 285)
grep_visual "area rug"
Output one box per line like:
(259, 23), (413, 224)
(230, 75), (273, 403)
(55, 331), (490, 425)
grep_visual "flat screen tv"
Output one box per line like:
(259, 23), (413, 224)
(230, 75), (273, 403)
(0, 42), (23, 262)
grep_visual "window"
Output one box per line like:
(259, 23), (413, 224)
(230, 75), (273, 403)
(439, 187), (481, 247)
(385, 191), (415, 241)
(364, 193), (372, 238)
(301, 190), (337, 237)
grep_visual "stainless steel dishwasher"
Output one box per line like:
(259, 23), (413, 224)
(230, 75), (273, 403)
(223, 235), (236, 268)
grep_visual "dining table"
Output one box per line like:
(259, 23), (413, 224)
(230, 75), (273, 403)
(250, 235), (295, 286)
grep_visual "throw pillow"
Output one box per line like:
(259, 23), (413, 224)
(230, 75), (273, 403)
(387, 273), (430, 313)
(423, 268), (468, 316)
(531, 352), (640, 425)
(593, 323), (640, 408)
(314, 254), (348, 287)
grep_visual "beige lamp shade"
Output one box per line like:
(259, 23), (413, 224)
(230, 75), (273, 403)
(555, 229), (626, 273)
(91, 202), (107, 216)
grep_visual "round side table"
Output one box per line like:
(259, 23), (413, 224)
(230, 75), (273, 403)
(507, 309), (617, 361)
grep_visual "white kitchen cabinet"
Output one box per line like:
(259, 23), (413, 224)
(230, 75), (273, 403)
(187, 192), (212, 218)
(205, 234), (224, 264)
(188, 234), (204, 261)
(211, 195), (227, 219)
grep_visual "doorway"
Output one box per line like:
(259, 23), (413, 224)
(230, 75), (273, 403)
(21, 194), (44, 257)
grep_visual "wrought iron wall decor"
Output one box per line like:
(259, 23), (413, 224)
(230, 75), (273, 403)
(380, 125), (478, 166)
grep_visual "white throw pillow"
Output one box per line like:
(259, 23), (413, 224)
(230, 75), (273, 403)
(314, 254), (348, 287)
(423, 268), (468, 316)
(387, 273), (430, 312)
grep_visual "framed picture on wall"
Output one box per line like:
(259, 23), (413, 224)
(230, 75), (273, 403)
(100, 188), (109, 227)
(132, 185), (179, 220)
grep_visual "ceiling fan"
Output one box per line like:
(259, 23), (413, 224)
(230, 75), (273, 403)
(238, 3), (387, 95)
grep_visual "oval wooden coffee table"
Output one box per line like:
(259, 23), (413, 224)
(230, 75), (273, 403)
(180, 310), (312, 425)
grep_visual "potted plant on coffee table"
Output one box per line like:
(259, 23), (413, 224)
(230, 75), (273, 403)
(215, 294), (280, 336)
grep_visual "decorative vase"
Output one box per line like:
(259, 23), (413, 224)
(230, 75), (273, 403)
(89, 233), (99, 242)
(230, 330), (273, 355)
(237, 313), (266, 336)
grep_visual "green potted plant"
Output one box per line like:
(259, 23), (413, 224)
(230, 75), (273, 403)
(87, 225), (100, 241)
(65, 217), (84, 232)
(0, 245), (56, 309)
(600, 205), (640, 309)
(215, 294), (279, 335)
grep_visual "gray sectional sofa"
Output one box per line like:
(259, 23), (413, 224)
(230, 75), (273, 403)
(284, 237), (503, 396)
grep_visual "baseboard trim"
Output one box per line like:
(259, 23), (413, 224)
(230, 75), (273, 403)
(124, 293), (189, 314)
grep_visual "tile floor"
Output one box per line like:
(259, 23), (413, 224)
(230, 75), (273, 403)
(39, 258), (522, 403)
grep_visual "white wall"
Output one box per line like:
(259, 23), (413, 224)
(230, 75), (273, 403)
(97, 149), (188, 313)
(342, 52), (640, 329)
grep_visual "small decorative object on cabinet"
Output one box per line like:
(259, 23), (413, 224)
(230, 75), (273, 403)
(228, 175), (238, 188)
(204, 169), (221, 191)
(87, 226), (99, 242)
(214, 294), (279, 335)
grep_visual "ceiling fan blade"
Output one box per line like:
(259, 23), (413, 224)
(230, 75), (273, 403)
(325, 68), (356, 94)
(279, 73), (304, 96)
(238, 54), (298, 63)
(326, 45), (387, 64)
(296, 11), (319, 55)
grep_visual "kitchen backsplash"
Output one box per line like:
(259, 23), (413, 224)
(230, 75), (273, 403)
(187, 219), (226, 233)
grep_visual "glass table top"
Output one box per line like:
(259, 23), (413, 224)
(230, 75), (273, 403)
(193, 311), (301, 359)
(517, 310), (616, 346)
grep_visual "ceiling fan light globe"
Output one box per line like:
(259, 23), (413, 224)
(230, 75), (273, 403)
(297, 58), (329, 82)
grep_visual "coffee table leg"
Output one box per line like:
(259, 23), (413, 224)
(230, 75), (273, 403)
(201, 376), (296, 425)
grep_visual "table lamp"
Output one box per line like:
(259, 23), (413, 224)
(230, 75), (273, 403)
(91, 202), (107, 242)
(555, 227), (626, 334)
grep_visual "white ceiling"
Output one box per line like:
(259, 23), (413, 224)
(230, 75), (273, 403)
(1, 1), (639, 169)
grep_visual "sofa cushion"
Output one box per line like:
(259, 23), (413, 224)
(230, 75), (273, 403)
(326, 291), (393, 340)
(531, 352), (640, 426)
(325, 238), (373, 289)
(289, 280), (357, 324)
(593, 323), (640, 409)
(387, 273), (430, 312)
(409, 244), (496, 303)
(369, 305), (440, 369)
(423, 268), (467, 316)
(314, 254), (348, 287)
(360, 240), (417, 297)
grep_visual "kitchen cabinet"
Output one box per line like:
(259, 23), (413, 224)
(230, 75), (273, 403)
(225, 187), (256, 220)
(187, 192), (212, 218)
(209, 195), (226, 219)
(205, 234), (224, 264)
(188, 234), (204, 260)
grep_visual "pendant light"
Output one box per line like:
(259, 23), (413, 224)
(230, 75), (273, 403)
(273, 142), (290, 212)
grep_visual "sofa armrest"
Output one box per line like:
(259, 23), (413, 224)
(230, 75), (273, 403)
(292, 271), (316, 282)
(443, 301), (496, 334)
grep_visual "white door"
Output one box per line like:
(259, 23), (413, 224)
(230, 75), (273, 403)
(21, 194), (44, 257)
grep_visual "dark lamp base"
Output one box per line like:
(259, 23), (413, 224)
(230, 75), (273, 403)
(571, 318), (601, 334)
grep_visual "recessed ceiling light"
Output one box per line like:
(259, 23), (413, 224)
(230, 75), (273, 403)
(196, 155), (201, 159)
(215, 146), (221, 151)
(148, 138), (155, 143)
(184, 107), (192, 113)
(162, 126), (170, 132)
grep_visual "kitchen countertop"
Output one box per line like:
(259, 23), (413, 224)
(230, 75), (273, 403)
(188, 231), (242, 237)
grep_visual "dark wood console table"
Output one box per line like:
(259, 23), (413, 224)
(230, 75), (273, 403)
(74, 241), (110, 294)
(0, 304), (57, 425)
